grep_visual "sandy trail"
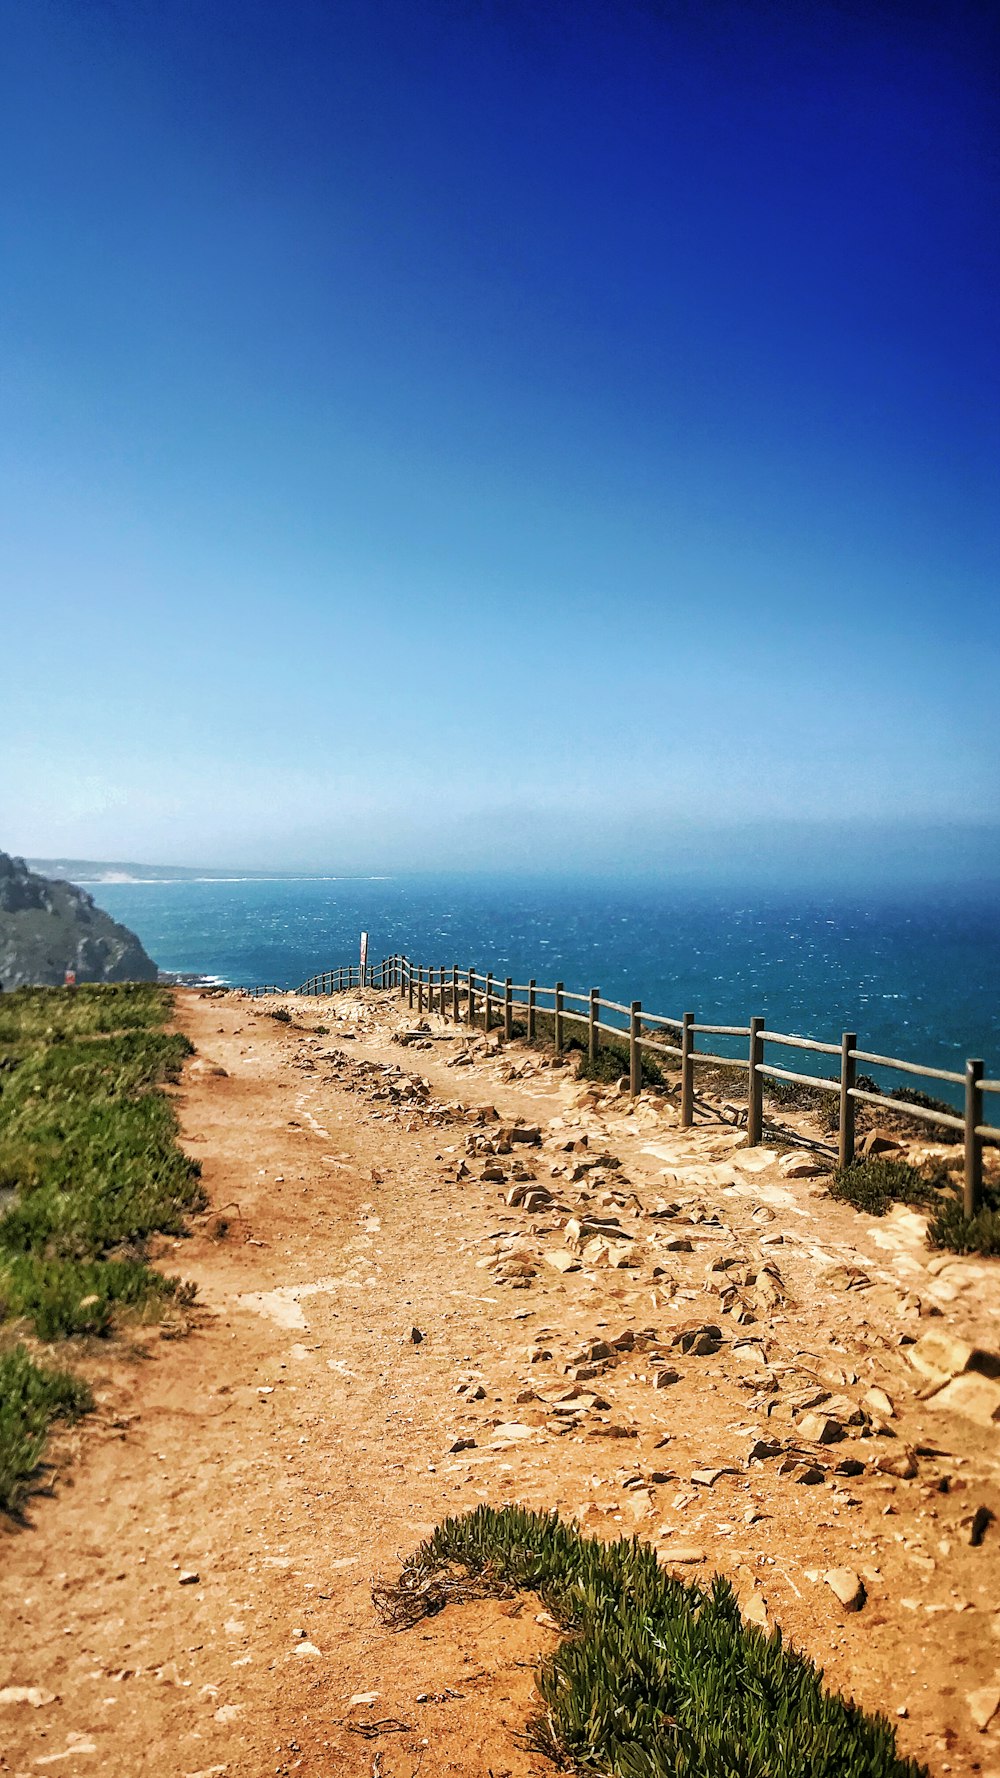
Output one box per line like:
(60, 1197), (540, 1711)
(2, 987), (999, 1778)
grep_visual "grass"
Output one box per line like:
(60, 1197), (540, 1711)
(0, 983), (203, 1502)
(0, 988), (202, 1337)
(0, 1344), (92, 1515)
(381, 1505), (927, 1778)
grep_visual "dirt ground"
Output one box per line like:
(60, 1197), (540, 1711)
(2, 986), (999, 1778)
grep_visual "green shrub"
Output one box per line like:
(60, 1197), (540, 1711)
(830, 1158), (933, 1217)
(0, 1345), (92, 1515)
(270, 1006), (293, 1024)
(382, 1506), (926, 1778)
(928, 1196), (1000, 1257)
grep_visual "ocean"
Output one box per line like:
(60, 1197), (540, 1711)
(90, 874), (999, 1099)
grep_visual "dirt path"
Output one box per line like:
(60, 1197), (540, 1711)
(2, 988), (999, 1777)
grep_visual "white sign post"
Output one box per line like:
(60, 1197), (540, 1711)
(359, 931), (369, 985)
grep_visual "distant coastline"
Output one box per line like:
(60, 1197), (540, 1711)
(28, 859), (393, 886)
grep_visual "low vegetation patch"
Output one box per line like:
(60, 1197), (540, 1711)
(0, 987), (203, 1336)
(927, 1195), (1000, 1257)
(830, 1155), (1000, 1256)
(0, 1345), (92, 1516)
(378, 1505), (926, 1778)
(0, 983), (202, 1506)
(830, 1157), (935, 1218)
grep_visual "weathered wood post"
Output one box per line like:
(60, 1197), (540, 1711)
(588, 988), (600, 1065)
(629, 1001), (641, 1096)
(527, 980), (536, 1041)
(468, 969), (476, 1027)
(504, 978), (513, 1041)
(452, 965), (459, 1023)
(839, 1033), (857, 1170)
(484, 971), (493, 1034)
(680, 1012), (695, 1127)
(554, 982), (564, 1054)
(965, 1059), (984, 1218)
(417, 966), (424, 1015)
(747, 1016), (765, 1147)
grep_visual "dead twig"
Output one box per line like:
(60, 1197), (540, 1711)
(344, 1718), (413, 1739)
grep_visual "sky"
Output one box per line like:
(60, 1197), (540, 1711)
(1, 0), (998, 879)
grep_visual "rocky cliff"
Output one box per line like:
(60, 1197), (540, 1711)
(0, 852), (158, 990)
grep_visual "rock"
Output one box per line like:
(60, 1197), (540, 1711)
(968, 1685), (1000, 1733)
(862, 1387), (895, 1418)
(661, 1235), (693, 1252)
(874, 1448), (919, 1480)
(964, 1505), (994, 1547)
(824, 1568), (865, 1611)
(448, 1436), (477, 1453)
(0, 1687), (57, 1707)
(178, 1570), (200, 1585)
(0, 852), (159, 987)
(491, 1422), (535, 1443)
(409, 1327), (425, 1344)
(545, 1251), (581, 1274)
(658, 1544), (705, 1565)
(740, 1592), (770, 1632)
(927, 1373), (1000, 1428)
(776, 1151), (827, 1179)
(651, 1367), (681, 1389)
(691, 1467), (737, 1486)
(908, 1330), (1000, 1387)
(747, 1437), (784, 1461)
(783, 1461), (825, 1485)
(670, 1323), (723, 1356)
(860, 1128), (903, 1157)
(292, 1641), (322, 1657)
(796, 1413), (844, 1445)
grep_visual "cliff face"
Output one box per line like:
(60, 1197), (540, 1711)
(0, 852), (158, 990)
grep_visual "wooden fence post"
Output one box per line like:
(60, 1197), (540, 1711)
(484, 972), (493, 1034)
(747, 1017), (764, 1147)
(527, 980), (536, 1041)
(504, 978), (513, 1041)
(554, 982), (564, 1053)
(417, 967), (423, 1016)
(589, 988), (599, 1064)
(680, 1012), (694, 1127)
(468, 969), (476, 1027)
(629, 1001), (641, 1096)
(965, 1059), (984, 1218)
(452, 964), (459, 1023)
(839, 1033), (857, 1170)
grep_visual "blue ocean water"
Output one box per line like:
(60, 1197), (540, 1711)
(91, 874), (1000, 1096)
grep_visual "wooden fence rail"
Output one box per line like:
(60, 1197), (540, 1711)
(283, 953), (999, 1216)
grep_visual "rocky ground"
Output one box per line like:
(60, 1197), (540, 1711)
(2, 986), (999, 1778)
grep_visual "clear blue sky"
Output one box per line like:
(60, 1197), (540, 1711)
(2, 0), (998, 878)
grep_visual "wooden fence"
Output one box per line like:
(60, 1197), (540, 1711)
(291, 954), (999, 1217)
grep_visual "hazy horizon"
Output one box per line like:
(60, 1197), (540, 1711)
(18, 817), (1000, 894)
